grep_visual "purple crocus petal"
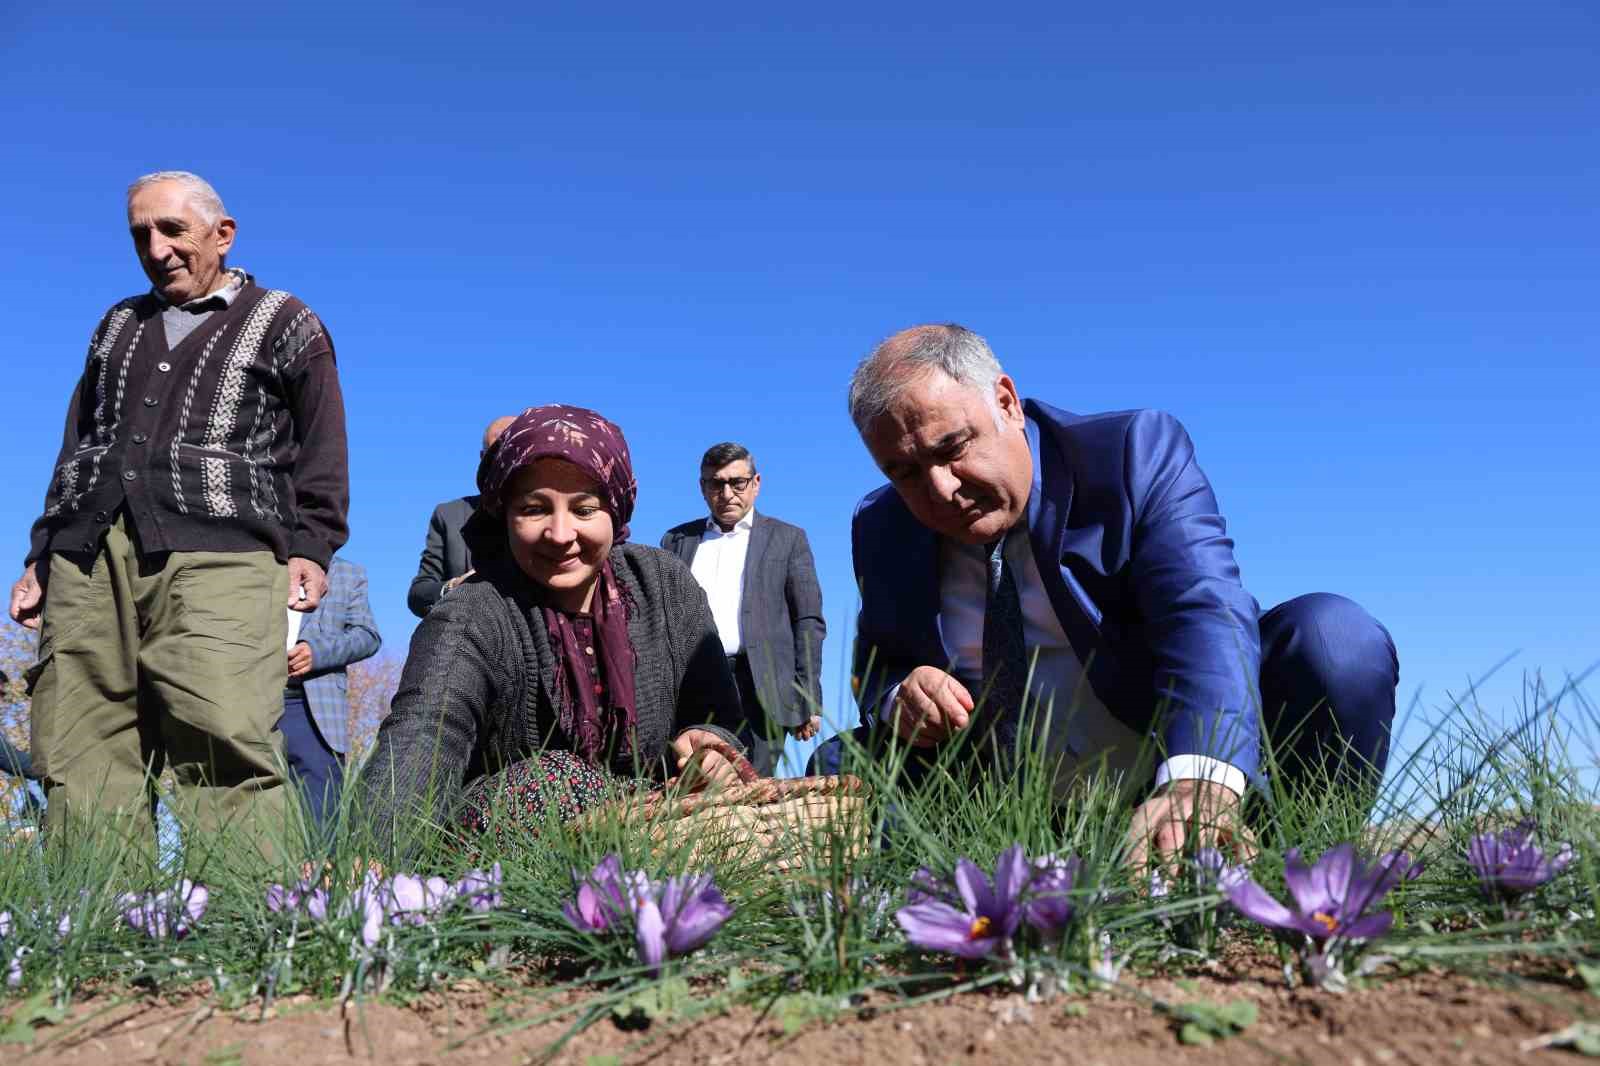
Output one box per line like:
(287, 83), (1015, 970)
(457, 863), (504, 913)
(634, 895), (666, 975)
(1023, 855), (1080, 939)
(56, 912), (72, 938)
(952, 858), (996, 919)
(1193, 848), (1228, 889)
(575, 883), (611, 931)
(1312, 844), (1357, 914)
(265, 884), (298, 913)
(661, 877), (732, 955)
(1338, 911), (1394, 941)
(5, 946), (26, 988)
(359, 893), (384, 948)
(304, 888), (330, 922)
(1374, 850), (1424, 886)
(181, 882), (208, 927)
(908, 867), (952, 906)
(990, 846), (1030, 938)
(1222, 873), (1300, 933)
(896, 900), (1002, 959)
(1550, 843), (1576, 875)
(388, 874), (426, 916)
(0, 911), (10, 938)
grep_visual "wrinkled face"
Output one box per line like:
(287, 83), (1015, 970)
(863, 370), (1033, 545)
(127, 180), (235, 304)
(699, 459), (761, 530)
(504, 459), (615, 611)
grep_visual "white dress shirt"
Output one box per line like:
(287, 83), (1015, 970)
(886, 529), (1247, 797)
(690, 509), (756, 656)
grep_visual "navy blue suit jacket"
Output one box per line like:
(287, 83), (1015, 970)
(852, 400), (1264, 776)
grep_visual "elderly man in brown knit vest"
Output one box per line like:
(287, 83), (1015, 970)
(8, 171), (350, 861)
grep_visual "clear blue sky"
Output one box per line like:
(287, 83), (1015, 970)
(2, 4), (1595, 779)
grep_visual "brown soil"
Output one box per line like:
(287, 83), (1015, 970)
(6, 949), (1590, 1066)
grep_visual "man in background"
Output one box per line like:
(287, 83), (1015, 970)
(408, 415), (517, 617)
(661, 443), (826, 775)
(8, 171), (349, 856)
(284, 555), (381, 827)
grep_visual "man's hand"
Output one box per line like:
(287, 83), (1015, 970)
(788, 715), (822, 742)
(287, 557), (328, 612)
(891, 666), (975, 747)
(1125, 778), (1256, 877)
(671, 729), (759, 790)
(8, 564), (43, 630)
(287, 641), (314, 680)
(443, 568), (476, 594)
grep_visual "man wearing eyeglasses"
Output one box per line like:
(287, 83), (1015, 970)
(661, 443), (826, 776)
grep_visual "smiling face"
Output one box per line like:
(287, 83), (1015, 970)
(863, 369), (1033, 545)
(127, 180), (236, 304)
(504, 459), (615, 612)
(699, 459), (761, 531)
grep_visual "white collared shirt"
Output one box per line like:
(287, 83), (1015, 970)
(886, 529), (1247, 797)
(690, 508), (756, 656)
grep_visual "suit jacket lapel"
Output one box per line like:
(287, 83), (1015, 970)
(1024, 408), (1101, 666)
(672, 526), (700, 566)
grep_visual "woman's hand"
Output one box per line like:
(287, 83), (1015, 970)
(671, 729), (758, 790)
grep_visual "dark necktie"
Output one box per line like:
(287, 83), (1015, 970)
(981, 531), (1028, 757)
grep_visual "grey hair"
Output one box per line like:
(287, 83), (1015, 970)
(127, 171), (228, 227)
(847, 323), (1005, 434)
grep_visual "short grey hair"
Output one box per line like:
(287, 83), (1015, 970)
(127, 171), (228, 227)
(847, 323), (1005, 434)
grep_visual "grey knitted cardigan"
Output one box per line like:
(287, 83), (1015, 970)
(357, 542), (745, 850)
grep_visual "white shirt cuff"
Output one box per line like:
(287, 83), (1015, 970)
(1153, 755), (1247, 798)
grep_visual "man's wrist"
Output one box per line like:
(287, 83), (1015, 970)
(1153, 755), (1247, 798)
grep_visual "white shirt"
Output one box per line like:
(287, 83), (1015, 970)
(690, 509), (756, 656)
(886, 529), (1247, 797)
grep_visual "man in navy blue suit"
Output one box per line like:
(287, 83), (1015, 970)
(813, 324), (1397, 869)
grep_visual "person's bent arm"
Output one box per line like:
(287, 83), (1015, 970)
(407, 507), (450, 618)
(355, 596), (497, 859)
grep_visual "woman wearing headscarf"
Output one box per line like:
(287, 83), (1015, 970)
(358, 405), (752, 854)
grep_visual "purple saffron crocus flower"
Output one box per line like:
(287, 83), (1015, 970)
(1468, 823), (1574, 900)
(457, 863), (504, 913)
(122, 880), (209, 940)
(1022, 852), (1083, 940)
(1222, 844), (1399, 948)
(386, 874), (457, 926)
(562, 854), (632, 933)
(265, 882), (301, 914)
(630, 872), (734, 975)
(907, 866), (960, 907)
(896, 844), (1029, 960)
(1192, 847), (1231, 890)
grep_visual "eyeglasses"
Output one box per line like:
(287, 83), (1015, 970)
(700, 476), (755, 494)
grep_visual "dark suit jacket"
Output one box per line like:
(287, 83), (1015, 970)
(661, 512), (826, 730)
(408, 495), (479, 617)
(852, 401), (1264, 779)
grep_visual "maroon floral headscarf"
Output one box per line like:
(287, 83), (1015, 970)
(478, 404), (640, 764)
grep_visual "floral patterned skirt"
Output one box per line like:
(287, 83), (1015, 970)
(459, 749), (628, 850)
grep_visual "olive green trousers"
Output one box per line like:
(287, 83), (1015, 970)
(29, 514), (290, 860)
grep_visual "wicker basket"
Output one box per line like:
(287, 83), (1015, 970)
(575, 774), (871, 875)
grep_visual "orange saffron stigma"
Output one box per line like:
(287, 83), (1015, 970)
(967, 916), (992, 940)
(1311, 911), (1339, 933)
